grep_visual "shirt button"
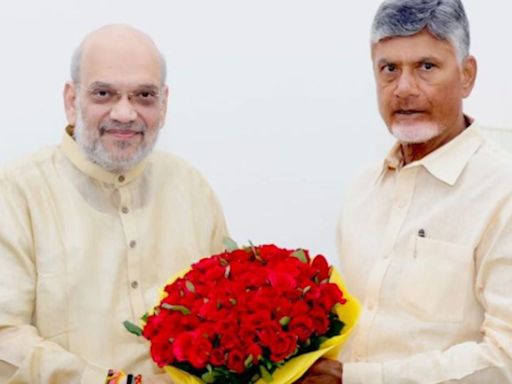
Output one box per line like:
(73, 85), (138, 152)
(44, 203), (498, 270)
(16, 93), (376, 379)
(129, 240), (137, 248)
(131, 280), (139, 289)
(118, 175), (125, 183)
(121, 206), (129, 214)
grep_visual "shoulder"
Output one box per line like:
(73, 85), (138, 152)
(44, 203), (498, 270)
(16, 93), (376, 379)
(0, 146), (59, 186)
(470, 128), (512, 184)
(346, 160), (383, 196)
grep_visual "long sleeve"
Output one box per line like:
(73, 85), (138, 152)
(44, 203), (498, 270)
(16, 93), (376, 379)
(337, 126), (512, 384)
(0, 178), (108, 383)
(341, 186), (512, 384)
(0, 137), (230, 382)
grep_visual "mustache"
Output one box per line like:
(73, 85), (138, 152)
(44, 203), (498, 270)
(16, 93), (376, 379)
(99, 121), (146, 135)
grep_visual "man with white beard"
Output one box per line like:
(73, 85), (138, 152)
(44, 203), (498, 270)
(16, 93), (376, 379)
(299, 0), (512, 383)
(0, 25), (227, 383)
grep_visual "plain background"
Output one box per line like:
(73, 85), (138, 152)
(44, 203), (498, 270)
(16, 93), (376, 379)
(1, 1), (511, 263)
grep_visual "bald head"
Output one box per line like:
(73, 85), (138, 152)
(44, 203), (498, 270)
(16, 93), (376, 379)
(70, 24), (167, 85)
(63, 24), (169, 173)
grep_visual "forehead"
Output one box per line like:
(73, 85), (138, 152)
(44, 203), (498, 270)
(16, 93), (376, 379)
(371, 30), (457, 64)
(80, 36), (162, 88)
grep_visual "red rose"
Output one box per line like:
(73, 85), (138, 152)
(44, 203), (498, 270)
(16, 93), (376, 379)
(150, 332), (175, 367)
(226, 249), (252, 263)
(188, 334), (213, 369)
(136, 242), (349, 381)
(269, 332), (298, 362)
(256, 321), (282, 347)
(310, 308), (330, 335)
(268, 269), (298, 291)
(311, 255), (330, 281)
(210, 347), (226, 366)
(318, 283), (345, 311)
(172, 332), (194, 362)
(257, 244), (292, 262)
(239, 326), (258, 344)
(290, 301), (309, 317)
(289, 315), (314, 342)
(193, 256), (222, 272)
(227, 348), (246, 373)
(247, 343), (262, 364)
(220, 331), (241, 350)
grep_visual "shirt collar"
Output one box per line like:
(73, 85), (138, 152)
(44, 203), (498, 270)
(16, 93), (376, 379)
(376, 121), (484, 186)
(60, 125), (147, 186)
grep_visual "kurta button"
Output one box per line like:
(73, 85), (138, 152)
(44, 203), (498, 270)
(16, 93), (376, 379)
(118, 175), (125, 183)
(129, 240), (137, 248)
(131, 280), (139, 289)
(121, 206), (129, 214)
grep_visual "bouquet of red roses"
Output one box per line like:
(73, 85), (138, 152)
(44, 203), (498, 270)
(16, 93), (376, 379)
(125, 240), (360, 384)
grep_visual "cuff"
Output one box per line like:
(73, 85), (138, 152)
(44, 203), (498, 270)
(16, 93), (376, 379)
(82, 363), (109, 384)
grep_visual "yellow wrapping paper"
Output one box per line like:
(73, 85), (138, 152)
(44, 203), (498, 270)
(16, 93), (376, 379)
(153, 268), (360, 384)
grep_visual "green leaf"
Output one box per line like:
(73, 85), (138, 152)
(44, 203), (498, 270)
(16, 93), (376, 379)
(291, 249), (307, 263)
(201, 370), (217, 383)
(248, 240), (263, 262)
(279, 316), (291, 327)
(140, 312), (149, 323)
(123, 320), (142, 336)
(223, 237), (239, 251)
(244, 354), (253, 368)
(224, 264), (231, 279)
(161, 303), (190, 315)
(260, 365), (274, 383)
(185, 280), (196, 293)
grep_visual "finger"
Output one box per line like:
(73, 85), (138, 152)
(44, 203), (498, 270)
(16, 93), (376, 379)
(299, 374), (341, 384)
(309, 358), (342, 377)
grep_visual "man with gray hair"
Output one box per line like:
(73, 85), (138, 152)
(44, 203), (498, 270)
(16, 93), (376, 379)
(300, 0), (512, 383)
(0, 25), (227, 383)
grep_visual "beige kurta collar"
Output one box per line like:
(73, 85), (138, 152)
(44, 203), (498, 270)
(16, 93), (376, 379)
(377, 122), (484, 186)
(60, 125), (147, 185)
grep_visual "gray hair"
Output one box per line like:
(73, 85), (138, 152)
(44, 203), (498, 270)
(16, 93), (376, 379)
(70, 42), (168, 85)
(371, 0), (470, 60)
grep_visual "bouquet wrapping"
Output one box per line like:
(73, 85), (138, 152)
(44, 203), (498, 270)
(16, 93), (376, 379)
(125, 241), (360, 383)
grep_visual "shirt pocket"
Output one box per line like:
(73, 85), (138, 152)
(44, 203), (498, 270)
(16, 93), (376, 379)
(398, 236), (474, 323)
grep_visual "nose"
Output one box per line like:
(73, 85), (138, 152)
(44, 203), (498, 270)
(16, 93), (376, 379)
(394, 70), (420, 99)
(109, 96), (137, 123)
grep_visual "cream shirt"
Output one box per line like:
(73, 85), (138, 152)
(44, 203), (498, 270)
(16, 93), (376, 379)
(0, 129), (228, 383)
(338, 123), (512, 383)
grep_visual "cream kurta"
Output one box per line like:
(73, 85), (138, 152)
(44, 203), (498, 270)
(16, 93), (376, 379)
(0, 129), (228, 383)
(338, 123), (512, 383)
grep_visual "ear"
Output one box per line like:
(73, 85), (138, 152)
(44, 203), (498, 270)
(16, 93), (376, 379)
(63, 82), (78, 125)
(158, 85), (170, 129)
(461, 55), (477, 99)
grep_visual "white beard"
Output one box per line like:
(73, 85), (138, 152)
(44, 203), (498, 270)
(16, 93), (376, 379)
(74, 104), (159, 173)
(390, 122), (442, 144)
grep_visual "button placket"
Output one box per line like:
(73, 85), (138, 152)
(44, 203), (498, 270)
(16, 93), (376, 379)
(118, 186), (145, 316)
(353, 167), (418, 360)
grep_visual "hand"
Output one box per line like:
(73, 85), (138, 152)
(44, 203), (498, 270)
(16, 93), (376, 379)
(295, 358), (343, 384)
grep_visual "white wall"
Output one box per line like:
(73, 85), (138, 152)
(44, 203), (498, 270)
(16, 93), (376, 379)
(1, 1), (511, 263)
